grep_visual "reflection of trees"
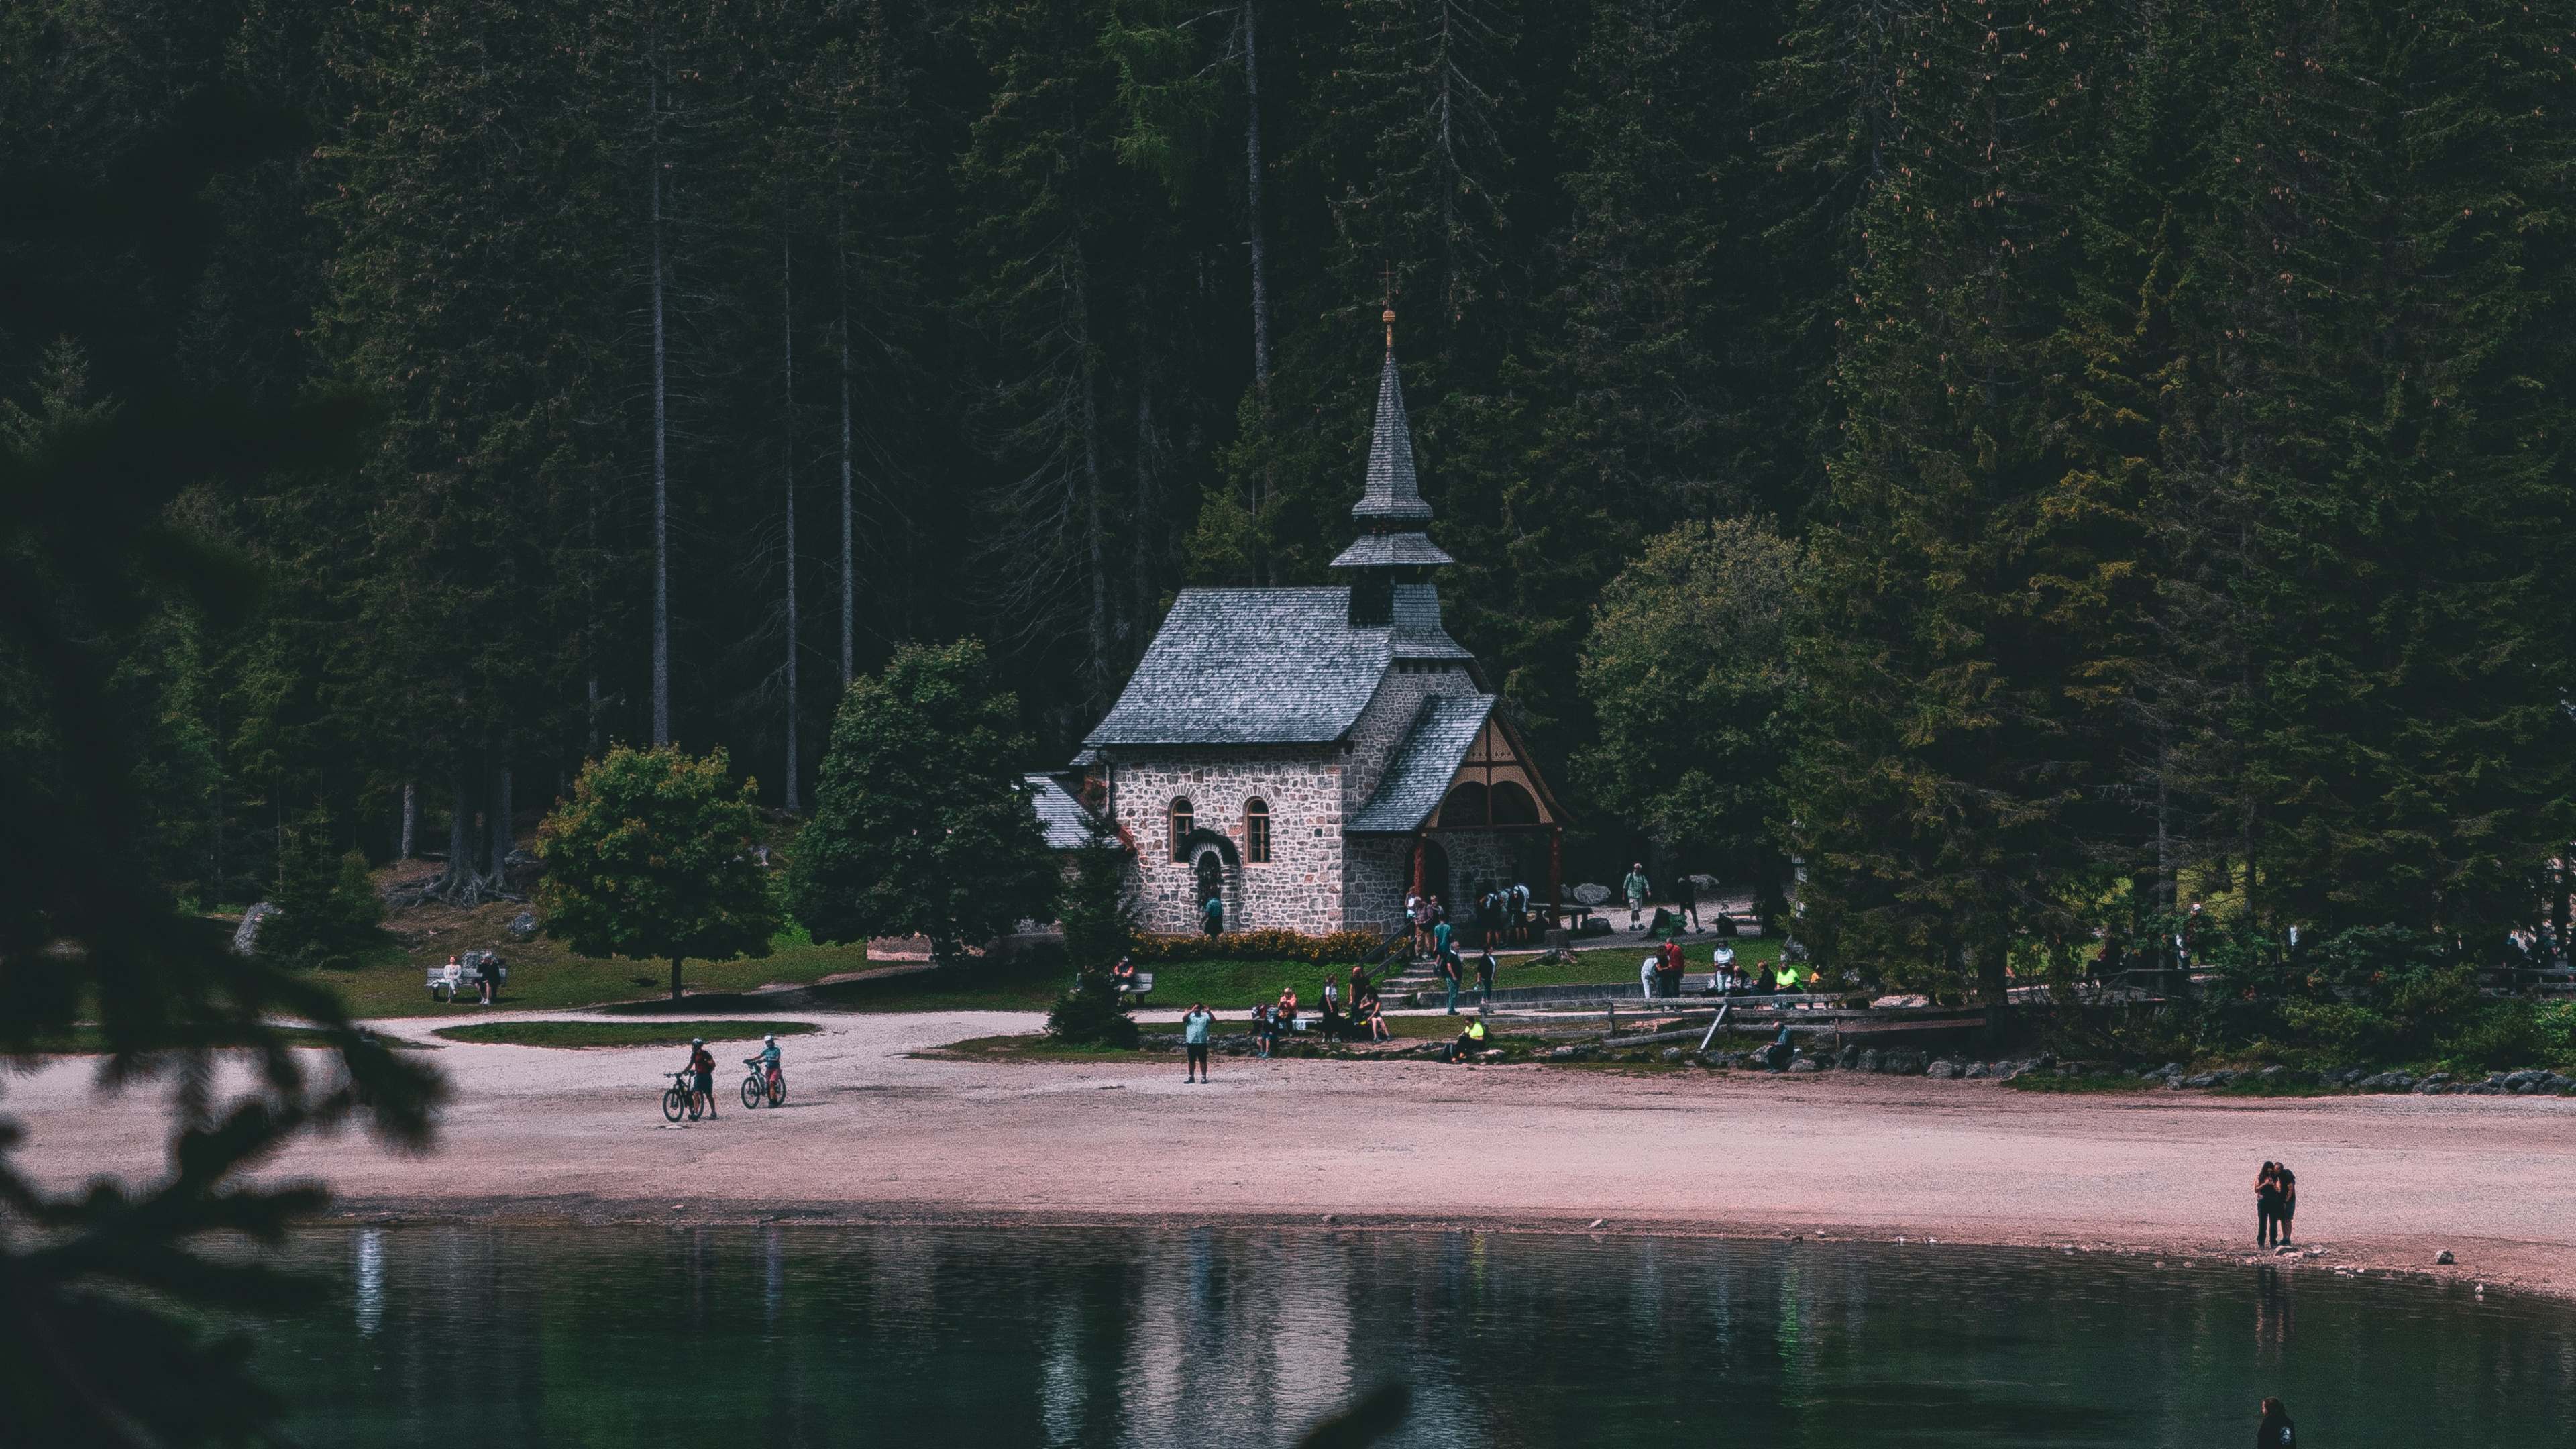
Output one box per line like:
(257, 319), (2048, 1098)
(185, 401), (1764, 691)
(251, 1225), (2576, 1446)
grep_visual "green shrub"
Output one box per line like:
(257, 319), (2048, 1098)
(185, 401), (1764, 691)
(261, 845), (386, 970)
(1128, 928), (1385, 965)
(2440, 1000), (2563, 1074)
(1046, 979), (1140, 1048)
(2279, 999), (2398, 1062)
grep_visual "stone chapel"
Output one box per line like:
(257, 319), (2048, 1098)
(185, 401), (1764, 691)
(1072, 331), (1569, 939)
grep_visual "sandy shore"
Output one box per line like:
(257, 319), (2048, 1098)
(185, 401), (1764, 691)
(10, 1010), (2575, 1300)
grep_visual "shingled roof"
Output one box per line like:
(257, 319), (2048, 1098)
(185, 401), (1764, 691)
(1352, 350), (1434, 522)
(1023, 773), (1096, 850)
(1348, 696), (1497, 833)
(1084, 584), (1478, 747)
(1086, 588), (1390, 746)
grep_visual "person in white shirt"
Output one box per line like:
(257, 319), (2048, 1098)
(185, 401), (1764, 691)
(1713, 941), (1738, 993)
(1639, 953), (1659, 1000)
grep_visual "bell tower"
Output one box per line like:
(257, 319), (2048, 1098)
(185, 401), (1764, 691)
(1331, 303), (1452, 626)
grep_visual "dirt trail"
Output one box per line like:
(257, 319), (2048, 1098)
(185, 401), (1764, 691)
(11, 1010), (2574, 1299)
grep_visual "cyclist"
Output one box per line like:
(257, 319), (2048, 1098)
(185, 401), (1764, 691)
(753, 1032), (783, 1099)
(684, 1038), (718, 1118)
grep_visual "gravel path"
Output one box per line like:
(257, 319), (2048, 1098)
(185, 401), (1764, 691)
(11, 1009), (2574, 1300)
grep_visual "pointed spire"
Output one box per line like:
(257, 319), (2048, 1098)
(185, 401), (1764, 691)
(1352, 349), (1434, 523)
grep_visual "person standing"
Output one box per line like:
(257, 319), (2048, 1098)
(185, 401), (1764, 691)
(1441, 951), (1464, 1014)
(1201, 892), (1224, 936)
(1474, 948), (1497, 1004)
(2255, 1397), (2295, 1448)
(1406, 892), (1429, 958)
(1432, 910), (1453, 967)
(2274, 1164), (2297, 1246)
(1660, 937), (1686, 998)
(1674, 874), (1700, 933)
(2257, 1161), (2282, 1246)
(1349, 961), (1370, 1010)
(1622, 863), (1652, 930)
(684, 1038), (718, 1119)
(1182, 1002), (1214, 1083)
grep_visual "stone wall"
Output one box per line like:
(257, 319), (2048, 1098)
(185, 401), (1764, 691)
(1105, 748), (1347, 934)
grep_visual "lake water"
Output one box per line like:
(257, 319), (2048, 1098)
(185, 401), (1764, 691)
(255, 1225), (2576, 1446)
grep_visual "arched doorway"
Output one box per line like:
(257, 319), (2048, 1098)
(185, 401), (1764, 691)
(1412, 835), (1452, 913)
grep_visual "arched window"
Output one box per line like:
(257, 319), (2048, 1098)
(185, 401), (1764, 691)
(1490, 780), (1540, 825)
(1244, 799), (1271, 863)
(1169, 798), (1193, 861)
(1440, 780), (1489, 828)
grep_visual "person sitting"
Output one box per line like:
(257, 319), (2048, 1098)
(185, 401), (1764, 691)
(1713, 942), (1739, 993)
(1277, 986), (1300, 1037)
(1110, 956), (1138, 993)
(1250, 1002), (1273, 1058)
(1360, 992), (1391, 1042)
(1764, 1022), (1794, 1072)
(1443, 1015), (1489, 1063)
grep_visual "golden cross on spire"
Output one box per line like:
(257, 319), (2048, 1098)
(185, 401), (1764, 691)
(1380, 260), (1397, 351)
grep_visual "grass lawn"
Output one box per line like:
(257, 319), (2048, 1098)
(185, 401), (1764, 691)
(1493, 936), (1786, 989)
(431, 1020), (820, 1049)
(296, 888), (1799, 1020)
(301, 900), (883, 1018)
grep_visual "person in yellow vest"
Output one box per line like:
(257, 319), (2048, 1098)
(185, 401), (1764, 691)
(1444, 1014), (1488, 1063)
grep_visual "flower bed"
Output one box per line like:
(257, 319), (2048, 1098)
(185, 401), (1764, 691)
(1128, 929), (1387, 965)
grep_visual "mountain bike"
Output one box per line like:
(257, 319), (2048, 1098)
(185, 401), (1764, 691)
(741, 1056), (785, 1109)
(661, 1071), (704, 1122)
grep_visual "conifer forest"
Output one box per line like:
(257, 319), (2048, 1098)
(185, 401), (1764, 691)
(7, 0), (2574, 981)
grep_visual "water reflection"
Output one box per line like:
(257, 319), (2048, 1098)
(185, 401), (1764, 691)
(256, 1226), (2576, 1448)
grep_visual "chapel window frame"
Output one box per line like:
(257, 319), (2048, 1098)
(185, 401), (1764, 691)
(1169, 798), (1193, 861)
(1244, 799), (1272, 864)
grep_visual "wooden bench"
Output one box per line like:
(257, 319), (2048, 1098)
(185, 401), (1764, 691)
(1116, 972), (1155, 1002)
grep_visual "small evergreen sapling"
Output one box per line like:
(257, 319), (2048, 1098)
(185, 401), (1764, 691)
(1049, 804), (1140, 1046)
(535, 745), (777, 1000)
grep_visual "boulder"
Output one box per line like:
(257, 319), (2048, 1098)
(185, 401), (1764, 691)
(1856, 1048), (1882, 1074)
(2258, 1065), (2291, 1082)
(1926, 1060), (1960, 1080)
(229, 902), (278, 957)
(1884, 1049), (1928, 1076)
(1552, 1045), (1578, 1060)
(507, 911), (539, 941)
(1835, 1044), (1860, 1070)
(1787, 1057), (1821, 1073)
(2435, 1250), (2455, 1265)
(1661, 1047), (1684, 1063)
(1962, 1061), (1990, 1079)
(2182, 1072), (2224, 1089)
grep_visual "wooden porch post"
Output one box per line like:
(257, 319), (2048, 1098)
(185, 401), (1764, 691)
(1548, 825), (1563, 938)
(1411, 833), (1427, 899)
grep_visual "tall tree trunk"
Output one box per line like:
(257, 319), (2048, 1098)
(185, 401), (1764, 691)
(1976, 941), (2010, 1008)
(782, 231), (800, 814)
(670, 954), (685, 1001)
(1069, 248), (1110, 690)
(396, 783), (415, 861)
(837, 227), (855, 688)
(489, 738), (513, 882)
(649, 73), (673, 745)
(448, 761), (474, 887)
(1242, 0), (1274, 584)
(1242, 0), (1271, 406)
(1132, 335), (1157, 635)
